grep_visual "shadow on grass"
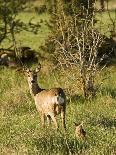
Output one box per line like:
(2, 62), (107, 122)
(90, 116), (116, 128)
(33, 133), (88, 154)
(100, 87), (116, 99)
(97, 116), (116, 128)
(68, 94), (86, 104)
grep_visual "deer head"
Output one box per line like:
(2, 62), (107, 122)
(74, 121), (86, 139)
(23, 63), (42, 96)
(23, 64), (41, 83)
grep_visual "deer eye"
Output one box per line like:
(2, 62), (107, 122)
(34, 74), (37, 78)
(27, 73), (30, 77)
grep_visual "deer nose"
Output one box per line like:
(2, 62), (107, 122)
(31, 80), (35, 83)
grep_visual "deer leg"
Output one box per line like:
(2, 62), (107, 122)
(47, 115), (51, 126)
(41, 113), (45, 127)
(51, 115), (58, 129)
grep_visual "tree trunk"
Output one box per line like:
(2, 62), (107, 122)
(100, 0), (105, 11)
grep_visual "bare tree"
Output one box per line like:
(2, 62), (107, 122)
(52, 6), (104, 98)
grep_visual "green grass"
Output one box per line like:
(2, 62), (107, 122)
(96, 0), (116, 10)
(95, 10), (116, 37)
(0, 12), (51, 51)
(0, 66), (116, 155)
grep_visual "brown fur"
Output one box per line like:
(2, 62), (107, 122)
(74, 122), (86, 139)
(24, 67), (66, 129)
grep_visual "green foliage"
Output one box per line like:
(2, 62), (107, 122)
(0, 12), (51, 51)
(46, 0), (95, 16)
(0, 0), (27, 44)
(42, 0), (98, 62)
(34, 5), (47, 14)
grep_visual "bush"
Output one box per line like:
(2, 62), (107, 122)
(34, 5), (47, 14)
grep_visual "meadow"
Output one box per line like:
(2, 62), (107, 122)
(0, 4), (116, 155)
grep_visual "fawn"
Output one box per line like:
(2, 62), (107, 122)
(23, 64), (66, 129)
(74, 122), (86, 139)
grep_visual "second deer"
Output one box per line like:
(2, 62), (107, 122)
(23, 64), (66, 130)
(74, 122), (86, 139)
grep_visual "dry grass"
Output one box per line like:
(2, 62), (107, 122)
(95, 0), (116, 10)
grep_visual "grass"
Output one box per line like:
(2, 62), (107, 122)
(0, 12), (51, 51)
(95, 10), (116, 37)
(0, 66), (116, 155)
(0, 5), (116, 155)
(96, 0), (116, 10)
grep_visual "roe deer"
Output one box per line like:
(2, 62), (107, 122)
(74, 122), (86, 139)
(24, 64), (66, 129)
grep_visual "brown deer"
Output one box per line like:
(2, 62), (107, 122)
(74, 122), (86, 139)
(23, 64), (66, 129)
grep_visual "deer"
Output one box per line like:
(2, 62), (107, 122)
(74, 122), (86, 139)
(23, 64), (66, 130)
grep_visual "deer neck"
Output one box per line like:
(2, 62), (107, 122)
(28, 81), (41, 97)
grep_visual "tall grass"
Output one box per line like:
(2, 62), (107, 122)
(0, 66), (116, 154)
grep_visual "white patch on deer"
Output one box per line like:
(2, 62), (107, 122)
(51, 96), (57, 103)
(58, 96), (65, 104)
(52, 95), (64, 104)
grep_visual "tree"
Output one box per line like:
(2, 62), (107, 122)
(46, 0), (95, 16)
(43, 0), (104, 98)
(0, 0), (41, 64)
(0, 0), (27, 45)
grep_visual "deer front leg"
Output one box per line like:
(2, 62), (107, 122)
(51, 114), (58, 129)
(47, 115), (51, 126)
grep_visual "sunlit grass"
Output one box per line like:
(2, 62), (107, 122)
(0, 12), (51, 50)
(95, 10), (116, 37)
(0, 66), (116, 154)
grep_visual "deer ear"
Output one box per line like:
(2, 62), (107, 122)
(16, 67), (30, 73)
(22, 66), (31, 74)
(80, 121), (84, 126)
(35, 63), (41, 73)
(74, 122), (78, 126)
(24, 68), (30, 73)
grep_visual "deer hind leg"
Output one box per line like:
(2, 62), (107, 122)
(41, 113), (45, 127)
(50, 114), (58, 129)
(61, 106), (66, 129)
(47, 115), (51, 126)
